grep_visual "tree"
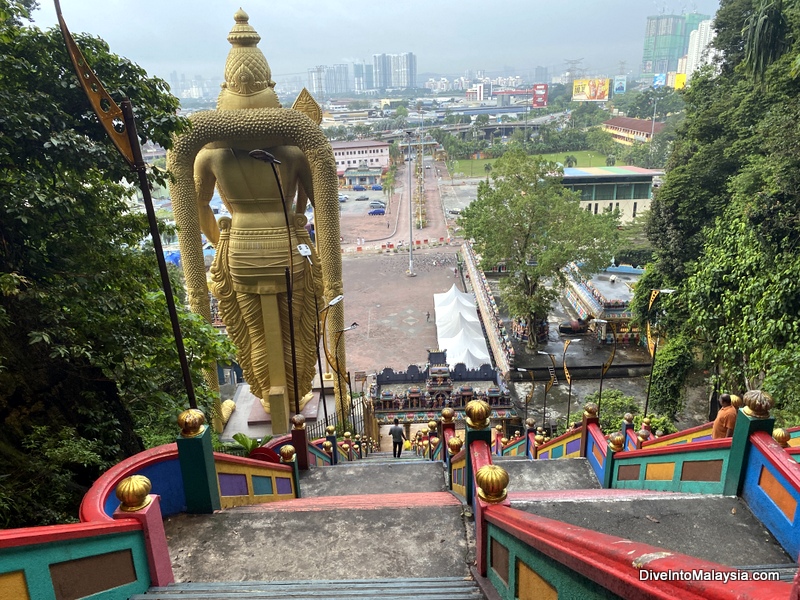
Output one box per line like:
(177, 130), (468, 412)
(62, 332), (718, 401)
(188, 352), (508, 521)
(631, 0), (800, 426)
(484, 162), (492, 182)
(563, 155), (578, 167)
(459, 150), (619, 350)
(0, 1), (233, 527)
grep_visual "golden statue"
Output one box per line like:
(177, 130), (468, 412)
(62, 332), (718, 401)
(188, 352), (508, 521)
(167, 9), (345, 434)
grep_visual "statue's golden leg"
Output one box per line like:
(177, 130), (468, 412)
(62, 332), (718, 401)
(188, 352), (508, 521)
(261, 294), (290, 434)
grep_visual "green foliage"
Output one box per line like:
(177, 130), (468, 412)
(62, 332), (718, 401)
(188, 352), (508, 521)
(634, 414), (677, 436)
(231, 433), (265, 455)
(584, 389), (639, 433)
(0, 4), (233, 527)
(648, 334), (694, 419)
(459, 150), (619, 348)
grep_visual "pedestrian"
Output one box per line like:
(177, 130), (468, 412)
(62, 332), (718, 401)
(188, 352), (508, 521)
(712, 393), (737, 439)
(426, 311), (430, 322)
(389, 418), (407, 458)
(387, 221), (390, 229)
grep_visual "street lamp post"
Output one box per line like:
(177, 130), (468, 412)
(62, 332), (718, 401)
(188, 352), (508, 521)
(593, 319), (617, 414)
(405, 131), (416, 276)
(562, 339), (581, 429)
(517, 368), (534, 424)
(298, 244), (329, 426)
(643, 288), (675, 417)
(331, 322), (359, 431)
(538, 351), (557, 435)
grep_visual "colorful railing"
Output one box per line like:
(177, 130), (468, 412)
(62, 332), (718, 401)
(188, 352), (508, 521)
(584, 422), (608, 484)
(0, 521), (153, 600)
(611, 438), (732, 494)
(482, 505), (792, 600)
(451, 449), (467, 498)
(642, 421), (714, 448)
(215, 454), (296, 509)
(535, 427), (582, 460)
(742, 431), (800, 560)
(499, 435), (527, 457)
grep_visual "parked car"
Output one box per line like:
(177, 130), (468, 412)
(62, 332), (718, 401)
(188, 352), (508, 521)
(353, 185), (366, 191)
(448, 208), (462, 215)
(371, 184), (383, 191)
(338, 196), (347, 203)
(355, 195), (370, 201)
(369, 201), (386, 209)
(368, 208), (386, 216)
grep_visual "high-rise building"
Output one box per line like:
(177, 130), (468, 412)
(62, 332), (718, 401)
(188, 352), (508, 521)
(333, 64), (350, 93)
(641, 13), (710, 75)
(373, 53), (392, 89)
(353, 62), (374, 92)
(685, 20), (717, 81)
(534, 66), (548, 84)
(372, 52), (416, 89)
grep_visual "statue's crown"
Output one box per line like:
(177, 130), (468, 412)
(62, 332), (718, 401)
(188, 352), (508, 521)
(221, 8), (274, 96)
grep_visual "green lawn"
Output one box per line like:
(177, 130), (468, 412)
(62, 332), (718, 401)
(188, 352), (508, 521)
(451, 150), (615, 177)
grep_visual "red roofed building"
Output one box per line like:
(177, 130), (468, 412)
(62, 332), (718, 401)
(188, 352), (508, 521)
(602, 116), (665, 145)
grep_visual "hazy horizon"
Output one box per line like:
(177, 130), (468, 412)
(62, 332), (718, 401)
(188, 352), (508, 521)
(34, 1), (721, 89)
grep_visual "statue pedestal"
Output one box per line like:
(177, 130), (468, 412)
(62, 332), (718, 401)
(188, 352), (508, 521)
(246, 385), (323, 426)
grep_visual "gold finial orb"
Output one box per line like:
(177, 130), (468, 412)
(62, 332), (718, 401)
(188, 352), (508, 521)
(465, 400), (491, 429)
(730, 394), (743, 409)
(476, 465), (509, 503)
(500, 437), (509, 446)
(355, 434), (361, 441)
(430, 436), (440, 447)
(280, 444), (296, 462)
(326, 425), (336, 436)
(448, 436), (463, 455)
(642, 417), (651, 427)
(441, 407), (455, 423)
(583, 403), (598, 418)
(291, 414), (306, 430)
(177, 409), (206, 438)
(428, 420), (438, 432)
(116, 475), (153, 512)
(623, 413), (634, 424)
(495, 424), (503, 432)
(637, 429), (650, 442)
(742, 390), (773, 419)
(608, 431), (625, 452)
(344, 431), (352, 440)
(322, 440), (333, 453)
(534, 434), (545, 445)
(773, 428), (791, 448)
(342, 443), (350, 452)
(525, 418), (536, 429)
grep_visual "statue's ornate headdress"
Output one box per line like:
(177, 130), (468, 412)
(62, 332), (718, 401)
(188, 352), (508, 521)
(219, 8), (277, 104)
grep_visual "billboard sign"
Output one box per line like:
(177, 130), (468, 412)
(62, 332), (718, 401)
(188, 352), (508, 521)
(674, 73), (687, 89)
(531, 83), (548, 107)
(613, 75), (627, 95)
(652, 73), (666, 88)
(572, 78), (610, 102)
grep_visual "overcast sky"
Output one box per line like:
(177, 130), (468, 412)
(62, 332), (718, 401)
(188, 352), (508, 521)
(35, 1), (721, 85)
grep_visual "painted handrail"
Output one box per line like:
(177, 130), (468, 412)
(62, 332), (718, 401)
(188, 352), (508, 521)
(743, 431), (800, 559)
(642, 422), (714, 448)
(535, 427), (582, 460)
(484, 504), (791, 599)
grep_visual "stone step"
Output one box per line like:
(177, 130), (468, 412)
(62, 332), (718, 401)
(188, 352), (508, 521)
(132, 576), (484, 599)
(299, 458), (447, 497)
(493, 456), (601, 492)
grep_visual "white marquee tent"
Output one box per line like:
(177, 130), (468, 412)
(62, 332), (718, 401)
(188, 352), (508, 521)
(434, 285), (491, 369)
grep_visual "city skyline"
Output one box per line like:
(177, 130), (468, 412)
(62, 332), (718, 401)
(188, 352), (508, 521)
(35, 1), (720, 92)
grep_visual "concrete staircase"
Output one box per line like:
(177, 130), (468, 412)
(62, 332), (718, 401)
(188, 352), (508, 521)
(131, 577), (484, 599)
(156, 457), (480, 597)
(493, 455), (600, 492)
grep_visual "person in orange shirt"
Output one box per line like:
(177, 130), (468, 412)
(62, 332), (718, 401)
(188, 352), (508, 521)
(712, 393), (737, 438)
